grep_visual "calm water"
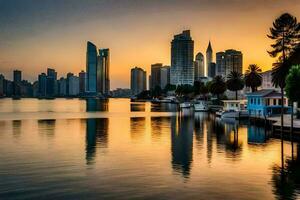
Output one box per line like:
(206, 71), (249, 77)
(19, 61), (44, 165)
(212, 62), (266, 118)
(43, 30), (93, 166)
(0, 98), (299, 200)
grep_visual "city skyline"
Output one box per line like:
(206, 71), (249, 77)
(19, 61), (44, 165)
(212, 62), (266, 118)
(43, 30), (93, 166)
(1, 0), (300, 89)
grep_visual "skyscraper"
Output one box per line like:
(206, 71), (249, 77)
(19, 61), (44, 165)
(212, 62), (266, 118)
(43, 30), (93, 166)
(150, 63), (163, 89)
(194, 52), (204, 81)
(46, 68), (57, 97)
(216, 49), (243, 79)
(150, 64), (170, 90)
(97, 48), (110, 95)
(86, 41), (98, 93)
(13, 70), (22, 97)
(206, 41), (213, 78)
(13, 70), (22, 83)
(170, 30), (194, 86)
(38, 73), (47, 97)
(79, 70), (86, 95)
(131, 67), (146, 95)
(160, 65), (170, 89)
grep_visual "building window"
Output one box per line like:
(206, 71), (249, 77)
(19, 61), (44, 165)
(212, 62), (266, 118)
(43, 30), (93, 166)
(258, 99), (260, 105)
(251, 98), (253, 104)
(279, 99), (282, 106)
(273, 99), (276, 105)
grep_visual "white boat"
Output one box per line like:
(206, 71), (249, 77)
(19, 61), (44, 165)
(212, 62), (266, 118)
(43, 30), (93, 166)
(220, 100), (248, 119)
(194, 100), (209, 111)
(180, 102), (192, 109)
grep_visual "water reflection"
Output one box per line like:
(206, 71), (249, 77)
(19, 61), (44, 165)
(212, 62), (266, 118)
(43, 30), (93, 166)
(272, 144), (300, 200)
(86, 99), (109, 112)
(171, 115), (193, 178)
(12, 120), (22, 137)
(130, 117), (146, 141)
(130, 103), (145, 112)
(38, 119), (56, 138)
(247, 125), (269, 144)
(85, 118), (109, 165)
(151, 103), (177, 112)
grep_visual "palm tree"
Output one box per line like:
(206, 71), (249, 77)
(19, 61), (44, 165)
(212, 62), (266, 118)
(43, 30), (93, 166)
(244, 64), (262, 92)
(226, 71), (244, 100)
(209, 75), (226, 101)
(268, 13), (300, 151)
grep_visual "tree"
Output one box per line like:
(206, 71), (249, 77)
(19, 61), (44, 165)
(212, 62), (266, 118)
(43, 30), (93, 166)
(244, 64), (262, 92)
(226, 71), (244, 100)
(199, 82), (209, 100)
(268, 13), (300, 150)
(286, 65), (300, 114)
(193, 81), (202, 95)
(151, 85), (162, 98)
(164, 84), (176, 92)
(209, 75), (226, 101)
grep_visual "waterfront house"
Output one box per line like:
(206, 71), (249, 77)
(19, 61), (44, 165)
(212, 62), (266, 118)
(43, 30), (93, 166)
(246, 89), (291, 117)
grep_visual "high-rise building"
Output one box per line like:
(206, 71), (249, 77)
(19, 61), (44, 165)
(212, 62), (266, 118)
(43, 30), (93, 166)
(208, 62), (216, 77)
(13, 70), (22, 83)
(13, 70), (22, 97)
(216, 52), (226, 76)
(131, 67), (146, 95)
(150, 63), (163, 89)
(46, 68), (57, 97)
(38, 73), (47, 97)
(206, 41), (213, 77)
(86, 41), (98, 93)
(150, 63), (170, 90)
(97, 48), (110, 95)
(216, 49), (243, 79)
(58, 77), (67, 96)
(79, 70), (86, 95)
(170, 30), (194, 85)
(160, 65), (170, 89)
(0, 74), (5, 97)
(68, 74), (79, 96)
(194, 52), (205, 81)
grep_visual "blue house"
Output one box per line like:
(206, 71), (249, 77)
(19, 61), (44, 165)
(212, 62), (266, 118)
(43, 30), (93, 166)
(246, 89), (291, 117)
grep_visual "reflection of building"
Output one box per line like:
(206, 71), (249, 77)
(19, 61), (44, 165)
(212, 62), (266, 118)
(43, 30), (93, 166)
(247, 126), (268, 144)
(38, 119), (56, 137)
(131, 67), (146, 95)
(86, 99), (109, 112)
(86, 118), (109, 165)
(130, 103), (145, 112)
(130, 117), (146, 140)
(171, 115), (193, 178)
(170, 30), (194, 86)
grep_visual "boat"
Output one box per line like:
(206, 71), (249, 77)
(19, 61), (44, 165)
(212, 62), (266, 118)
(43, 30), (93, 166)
(194, 100), (209, 112)
(220, 100), (248, 119)
(179, 102), (192, 109)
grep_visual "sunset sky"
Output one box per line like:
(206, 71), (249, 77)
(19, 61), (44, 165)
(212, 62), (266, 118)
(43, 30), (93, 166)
(0, 0), (300, 89)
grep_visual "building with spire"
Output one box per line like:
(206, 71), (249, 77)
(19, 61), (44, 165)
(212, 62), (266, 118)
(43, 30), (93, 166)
(206, 41), (213, 78)
(170, 30), (194, 86)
